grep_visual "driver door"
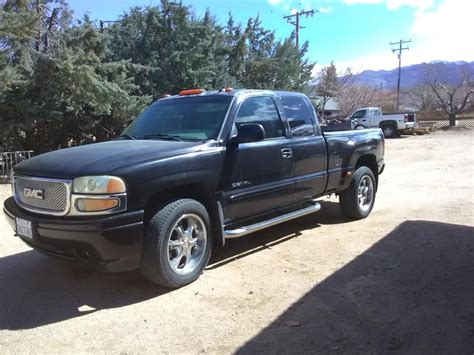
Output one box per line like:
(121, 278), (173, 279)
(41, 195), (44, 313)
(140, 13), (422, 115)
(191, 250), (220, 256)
(220, 96), (294, 223)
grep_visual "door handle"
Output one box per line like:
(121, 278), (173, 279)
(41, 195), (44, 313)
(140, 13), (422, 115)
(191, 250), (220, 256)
(281, 148), (293, 158)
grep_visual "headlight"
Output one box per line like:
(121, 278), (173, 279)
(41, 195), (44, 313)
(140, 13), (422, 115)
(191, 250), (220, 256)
(73, 176), (126, 194)
(70, 176), (127, 215)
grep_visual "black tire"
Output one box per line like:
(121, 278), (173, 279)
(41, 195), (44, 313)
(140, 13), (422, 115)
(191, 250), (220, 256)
(339, 166), (376, 219)
(354, 125), (366, 130)
(140, 199), (212, 288)
(381, 124), (397, 138)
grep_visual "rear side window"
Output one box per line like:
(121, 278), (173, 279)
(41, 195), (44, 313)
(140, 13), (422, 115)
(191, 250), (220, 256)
(281, 96), (315, 137)
(235, 96), (284, 139)
(369, 108), (380, 117)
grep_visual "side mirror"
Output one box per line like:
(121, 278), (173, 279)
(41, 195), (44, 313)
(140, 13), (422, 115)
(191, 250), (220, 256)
(229, 123), (265, 147)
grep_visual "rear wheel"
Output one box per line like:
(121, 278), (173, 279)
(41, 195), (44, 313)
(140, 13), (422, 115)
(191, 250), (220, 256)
(339, 166), (376, 219)
(381, 124), (397, 138)
(140, 199), (212, 288)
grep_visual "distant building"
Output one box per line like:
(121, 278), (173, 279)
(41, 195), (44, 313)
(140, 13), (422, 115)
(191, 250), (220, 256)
(310, 96), (342, 119)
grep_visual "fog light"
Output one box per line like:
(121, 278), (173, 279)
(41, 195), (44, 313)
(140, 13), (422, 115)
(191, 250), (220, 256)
(76, 198), (119, 212)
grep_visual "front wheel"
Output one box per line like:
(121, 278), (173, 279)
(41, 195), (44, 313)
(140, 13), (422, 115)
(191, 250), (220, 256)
(339, 167), (376, 219)
(140, 199), (212, 288)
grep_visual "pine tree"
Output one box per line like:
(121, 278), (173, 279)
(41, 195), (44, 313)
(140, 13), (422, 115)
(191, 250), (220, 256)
(1, 1), (316, 152)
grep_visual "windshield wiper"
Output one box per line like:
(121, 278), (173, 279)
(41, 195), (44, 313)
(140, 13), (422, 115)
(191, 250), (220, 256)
(117, 133), (137, 140)
(143, 133), (185, 141)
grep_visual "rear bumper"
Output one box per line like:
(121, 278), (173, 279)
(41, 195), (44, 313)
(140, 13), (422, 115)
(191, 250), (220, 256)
(3, 197), (144, 272)
(398, 122), (416, 130)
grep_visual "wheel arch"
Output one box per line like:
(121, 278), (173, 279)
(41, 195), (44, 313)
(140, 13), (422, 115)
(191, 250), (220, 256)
(144, 184), (224, 248)
(355, 154), (379, 191)
(379, 120), (397, 128)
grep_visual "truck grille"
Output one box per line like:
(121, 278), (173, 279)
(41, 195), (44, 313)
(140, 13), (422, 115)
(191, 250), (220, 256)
(14, 176), (71, 215)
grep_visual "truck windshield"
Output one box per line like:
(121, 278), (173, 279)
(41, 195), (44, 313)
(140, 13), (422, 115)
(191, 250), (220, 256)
(121, 96), (233, 141)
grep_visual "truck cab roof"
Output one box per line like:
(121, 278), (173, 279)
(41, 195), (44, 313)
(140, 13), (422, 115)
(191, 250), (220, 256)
(158, 89), (308, 102)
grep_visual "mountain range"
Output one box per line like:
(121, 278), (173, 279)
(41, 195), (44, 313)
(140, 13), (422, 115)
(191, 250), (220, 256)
(349, 61), (474, 89)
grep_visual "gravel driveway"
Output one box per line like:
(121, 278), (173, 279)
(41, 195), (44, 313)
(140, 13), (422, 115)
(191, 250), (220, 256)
(1, 129), (473, 353)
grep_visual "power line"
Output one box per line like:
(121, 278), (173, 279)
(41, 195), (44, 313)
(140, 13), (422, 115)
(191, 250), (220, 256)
(390, 39), (411, 111)
(284, 9), (317, 49)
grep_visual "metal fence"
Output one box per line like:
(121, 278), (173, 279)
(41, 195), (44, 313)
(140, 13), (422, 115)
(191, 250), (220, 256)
(417, 117), (474, 129)
(0, 151), (34, 183)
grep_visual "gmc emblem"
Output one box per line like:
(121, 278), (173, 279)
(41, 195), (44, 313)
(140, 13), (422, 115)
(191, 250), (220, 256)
(24, 187), (45, 200)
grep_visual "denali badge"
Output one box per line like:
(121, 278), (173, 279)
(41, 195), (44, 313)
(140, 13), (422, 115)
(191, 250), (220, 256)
(24, 187), (45, 200)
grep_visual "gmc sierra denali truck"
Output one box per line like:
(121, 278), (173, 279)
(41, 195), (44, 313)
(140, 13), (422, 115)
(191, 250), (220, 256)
(4, 89), (385, 288)
(349, 107), (416, 138)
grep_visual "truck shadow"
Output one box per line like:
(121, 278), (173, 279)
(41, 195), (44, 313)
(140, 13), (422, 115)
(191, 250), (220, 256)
(0, 250), (168, 330)
(237, 220), (474, 354)
(0, 202), (362, 331)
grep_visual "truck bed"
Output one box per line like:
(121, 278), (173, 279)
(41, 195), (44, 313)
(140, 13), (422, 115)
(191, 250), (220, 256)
(322, 128), (385, 193)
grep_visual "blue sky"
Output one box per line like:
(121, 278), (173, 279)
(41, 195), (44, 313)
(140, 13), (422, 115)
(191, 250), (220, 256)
(67, 0), (472, 73)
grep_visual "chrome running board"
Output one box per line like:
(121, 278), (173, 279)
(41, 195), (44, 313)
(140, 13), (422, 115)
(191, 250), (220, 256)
(224, 202), (321, 239)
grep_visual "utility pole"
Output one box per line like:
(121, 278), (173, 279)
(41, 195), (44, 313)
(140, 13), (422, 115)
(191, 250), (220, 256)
(390, 39), (411, 111)
(99, 20), (120, 33)
(284, 9), (317, 49)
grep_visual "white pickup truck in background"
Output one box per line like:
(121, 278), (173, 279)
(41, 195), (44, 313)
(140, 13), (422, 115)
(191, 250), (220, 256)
(349, 107), (416, 138)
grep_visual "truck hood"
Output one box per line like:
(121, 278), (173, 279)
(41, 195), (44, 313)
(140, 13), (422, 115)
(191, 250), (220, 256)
(14, 140), (203, 179)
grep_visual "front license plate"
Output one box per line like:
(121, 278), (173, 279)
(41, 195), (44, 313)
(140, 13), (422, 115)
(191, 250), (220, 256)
(16, 217), (33, 239)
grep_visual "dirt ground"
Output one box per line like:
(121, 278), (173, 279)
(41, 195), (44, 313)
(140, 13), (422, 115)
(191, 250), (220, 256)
(1, 129), (473, 354)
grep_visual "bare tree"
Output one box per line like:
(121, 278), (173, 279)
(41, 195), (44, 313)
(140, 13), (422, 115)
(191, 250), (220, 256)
(425, 62), (474, 126)
(335, 67), (378, 117)
(315, 62), (338, 119)
(407, 85), (436, 111)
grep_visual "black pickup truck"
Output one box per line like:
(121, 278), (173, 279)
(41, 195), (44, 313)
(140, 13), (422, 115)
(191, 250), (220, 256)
(4, 89), (385, 288)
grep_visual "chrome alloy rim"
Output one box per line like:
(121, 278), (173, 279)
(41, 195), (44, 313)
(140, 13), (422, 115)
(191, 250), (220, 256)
(167, 213), (207, 275)
(384, 127), (394, 136)
(358, 175), (374, 212)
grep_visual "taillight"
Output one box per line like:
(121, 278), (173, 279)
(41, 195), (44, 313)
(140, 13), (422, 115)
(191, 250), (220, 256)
(404, 114), (408, 123)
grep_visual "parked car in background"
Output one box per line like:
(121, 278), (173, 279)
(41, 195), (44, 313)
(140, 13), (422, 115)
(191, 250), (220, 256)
(349, 107), (416, 138)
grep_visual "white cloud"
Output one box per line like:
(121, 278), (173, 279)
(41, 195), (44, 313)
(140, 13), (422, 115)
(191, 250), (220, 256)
(318, 5), (333, 13)
(314, 0), (474, 74)
(312, 52), (402, 75)
(267, 0), (323, 12)
(409, 0), (474, 63)
(343, 0), (383, 5)
(342, 0), (433, 10)
(386, 0), (433, 10)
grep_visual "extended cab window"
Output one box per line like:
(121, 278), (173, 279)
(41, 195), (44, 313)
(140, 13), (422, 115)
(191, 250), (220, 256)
(122, 96), (232, 141)
(281, 96), (315, 137)
(369, 109), (379, 117)
(235, 96), (284, 139)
